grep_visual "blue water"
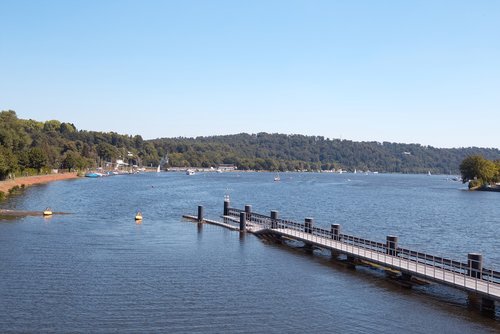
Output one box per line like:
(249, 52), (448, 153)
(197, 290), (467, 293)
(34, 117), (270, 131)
(0, 172), (498, 333)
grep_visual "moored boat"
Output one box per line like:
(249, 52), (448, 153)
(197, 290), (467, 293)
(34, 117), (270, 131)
(85, 172), (103, 178)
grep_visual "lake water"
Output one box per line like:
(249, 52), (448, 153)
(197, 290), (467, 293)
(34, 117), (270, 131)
(0, 172), (498, 333)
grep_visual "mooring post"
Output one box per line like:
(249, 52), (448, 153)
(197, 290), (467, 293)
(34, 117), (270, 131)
(305, 218), (314, 234)
(330, 223), (341, 258)
(239, 212), (246, 232)
(271, 210), (279, 228)
(245, 205), (252, 221)
(467, 253), (483, 279)
(386, 235), (398, 256)
(197, 205), (204, 222)
(304, 218), (314, 253)
(331, 224), (341, 241)
(223, 198), (230, 216)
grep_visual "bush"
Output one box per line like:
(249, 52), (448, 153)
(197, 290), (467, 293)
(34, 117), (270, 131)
(16, 168), (38, 177)
(0, 191), (5, 201)
(8, 185), (20, 194)
(468, 179), (483, 189)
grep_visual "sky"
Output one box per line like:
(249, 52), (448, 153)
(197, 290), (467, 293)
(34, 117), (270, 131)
(1, 0), (499, 148)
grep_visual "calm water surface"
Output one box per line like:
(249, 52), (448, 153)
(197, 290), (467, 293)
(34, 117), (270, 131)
(0, 172), (498, 333)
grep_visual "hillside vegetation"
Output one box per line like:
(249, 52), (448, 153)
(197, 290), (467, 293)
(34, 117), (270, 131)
(0, 110), (158, 180)
(151, 134), (499, 174)
(1, 110), (499, 180)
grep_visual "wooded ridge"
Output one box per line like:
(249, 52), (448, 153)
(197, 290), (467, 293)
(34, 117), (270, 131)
(1, 110), (499, 180)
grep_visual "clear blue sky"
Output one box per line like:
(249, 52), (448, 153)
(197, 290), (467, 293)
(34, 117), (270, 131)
(1, 1), (499, 148)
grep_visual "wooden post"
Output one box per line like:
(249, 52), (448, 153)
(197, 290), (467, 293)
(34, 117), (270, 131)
(239, 212), (246, 232)
(305, 218), (314, 233)
(386, 236), (398, 256)
(223, 198), (230, 216)
(271, 210), (279, 228)
(197, 205), (204, 222)
(245, 205), (252, 221)
(467, 253), (483, 279)
(331, 224), (341, 241)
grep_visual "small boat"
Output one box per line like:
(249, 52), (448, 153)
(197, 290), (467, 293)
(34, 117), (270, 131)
(156, 165), (161, 173)
(428, 171), (432, 176)
(135, 211), (143, 220)
(43, 207), (53, 216)
(186, 169), (195, 176)
(274, 174), (280, 182)
(85, 172), (103, 178)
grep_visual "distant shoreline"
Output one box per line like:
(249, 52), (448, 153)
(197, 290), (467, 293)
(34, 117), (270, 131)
(478, 186), (500, 192)
(0, 172), (80, 195)
(469, 184), (500, 192)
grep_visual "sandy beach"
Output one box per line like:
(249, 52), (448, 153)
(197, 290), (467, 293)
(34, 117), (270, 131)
(0, 172), (80, 194)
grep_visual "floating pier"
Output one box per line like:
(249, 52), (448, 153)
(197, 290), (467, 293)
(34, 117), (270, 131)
(184, 199), (500, 315)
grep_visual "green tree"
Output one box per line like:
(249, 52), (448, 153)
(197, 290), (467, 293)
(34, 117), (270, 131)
(0, 147), (17, 180)
(61, 151), (85, 171)
(59, 122), (77, 135)
(43, 120), (61, 132)
(27, 147), (48, 171)
(459, 155), (498, 187)
(96, 142), (118, 162)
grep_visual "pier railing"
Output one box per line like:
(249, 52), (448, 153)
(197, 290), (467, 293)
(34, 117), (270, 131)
(225, 206), (500, 285)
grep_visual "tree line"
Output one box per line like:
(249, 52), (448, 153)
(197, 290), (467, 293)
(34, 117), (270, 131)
(0, 110), (159, 180)
(151, 133), (500, 174)
(1, 110), (499, 180)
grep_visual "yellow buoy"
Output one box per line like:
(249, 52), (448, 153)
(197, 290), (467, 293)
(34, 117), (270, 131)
(43, 207), (53, 216)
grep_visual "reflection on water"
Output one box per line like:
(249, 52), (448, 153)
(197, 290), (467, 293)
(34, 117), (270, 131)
(0, 173), (498, 333)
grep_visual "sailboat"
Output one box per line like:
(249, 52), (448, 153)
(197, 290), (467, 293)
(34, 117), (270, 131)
(428, 171), (432, 176)
(274, 173), (280, 182)
(156, 164), (161, 173)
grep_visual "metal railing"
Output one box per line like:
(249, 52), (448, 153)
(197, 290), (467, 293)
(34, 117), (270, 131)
(225, 206), (500, 293)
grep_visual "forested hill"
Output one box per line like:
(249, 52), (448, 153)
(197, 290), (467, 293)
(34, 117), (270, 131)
(0, 110), (159, 180)
(151, 133), (500, 174)
(1, 110), (499, 180)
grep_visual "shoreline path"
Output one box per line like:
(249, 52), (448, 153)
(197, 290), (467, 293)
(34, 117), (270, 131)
(0, 172), (79, 194)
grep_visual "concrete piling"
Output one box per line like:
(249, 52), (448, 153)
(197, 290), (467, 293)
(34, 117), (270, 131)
(305, 218), (314, 234)
(467, 253), (483, 279)
(386, 236), (398, 256)
(197, 205), (204, 222)
(331, 224), (341, 241)
(239, 212), (246, 232)
(245, 205), (252, 221)
(271, 210), (279, 228)
(223, 199), (230, 216)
